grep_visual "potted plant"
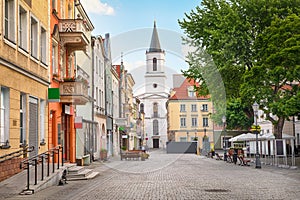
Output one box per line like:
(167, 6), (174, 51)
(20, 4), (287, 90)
(121, 146), (127, 151)
(100, 148), (107, 161)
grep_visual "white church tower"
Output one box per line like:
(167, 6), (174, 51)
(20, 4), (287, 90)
(139, 21), (169, 149)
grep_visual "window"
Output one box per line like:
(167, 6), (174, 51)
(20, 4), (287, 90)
(179, 137), (187, 142)
(19, 5), (27, 50)
(191, 104), (197, 112)
(95, 56), (98, 74)
(297, 133), (300, 146)
(153, 83), (157, 88)
(52, 42), (58, 75)
(40, 27), (47, 64)
(20, 93), (26, 145)
(180, 117), (186, 127)
(140, 103), (144, 113)
(40, 99), (45, 145)
(188, 86), (195, 97)
(203, 117), (208, 127)
(30, 16), (38, 58)
(60, 0), (65, 18)
(153, 58), (157, 71)
(95, 87), (98, 106)
(97, 90), (101, 106)
(52, 0), (57, 11)
(153, 120), (158, 135)
(0, 87), (10, 148)
(202, 104), (208, 111)
(192, 117), (198, 127)
(180, 104), (186, 112)
(5, 0), (16, 42)
(153, 102), (158, 117)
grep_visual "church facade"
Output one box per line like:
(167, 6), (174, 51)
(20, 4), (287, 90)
(137, 22), (170, 149)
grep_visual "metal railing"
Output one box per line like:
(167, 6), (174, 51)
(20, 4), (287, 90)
(0, 146), (34, 163)
(20, 146), (64, 194)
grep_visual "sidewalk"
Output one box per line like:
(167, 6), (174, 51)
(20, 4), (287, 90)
(0, 162), (70, 199)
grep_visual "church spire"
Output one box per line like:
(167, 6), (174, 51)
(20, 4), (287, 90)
(149, 21), (162, 52)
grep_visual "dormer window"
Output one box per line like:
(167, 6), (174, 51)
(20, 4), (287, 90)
(188, 86), (195, 97)
(153, 58), (157, 71)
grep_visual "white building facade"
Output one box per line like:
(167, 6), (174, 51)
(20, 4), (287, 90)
(137, 22), (169, 149)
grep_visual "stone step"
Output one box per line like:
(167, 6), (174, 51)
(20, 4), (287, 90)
(67, 169), (93, 178)
(67, 171), (99, 181)
(67, 166), (85, 174)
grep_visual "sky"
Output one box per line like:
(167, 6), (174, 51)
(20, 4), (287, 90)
(80, 0), (201, 92)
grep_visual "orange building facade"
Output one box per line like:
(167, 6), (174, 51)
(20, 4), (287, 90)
(49, 0), (89, 163)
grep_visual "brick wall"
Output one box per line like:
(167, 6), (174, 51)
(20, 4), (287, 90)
(0, 158), (23, 182)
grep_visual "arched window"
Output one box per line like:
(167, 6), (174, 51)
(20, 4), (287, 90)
(153, 102), (158, 117)
(153, 58), (157, 71)
(153, 120), (159, 135)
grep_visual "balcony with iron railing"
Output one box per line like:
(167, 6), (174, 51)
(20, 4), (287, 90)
(58, 19), (89, 52)
(59, 80), (89, 105)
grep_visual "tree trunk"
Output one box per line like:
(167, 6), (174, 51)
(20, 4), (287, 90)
(273, 117), (285, 139)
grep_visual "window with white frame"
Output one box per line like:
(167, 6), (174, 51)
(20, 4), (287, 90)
(96, 87), (98, 106)
(0, 87), (10, 147)
(4, 0), (16, 42)
(180, 117), (186, 127)
(191, 104), (197, 112)
(95, 56), (98, 74)
(98, 89), (101, 108)
(188, 86), (195, 97)
(192, 117), (198, 127)
(40, 99), (45, 145)
(179, 137), (187, 142)
(52, 42), (58, 75)
(20, 93), (26, 145)
(202, 104), (208, 111)
(40, 27), (47, 64)
(180, 104), (186, 112)
(30, 16), (38, 58)
(203, 117), (208, 127)
(19, 5), (27, 50)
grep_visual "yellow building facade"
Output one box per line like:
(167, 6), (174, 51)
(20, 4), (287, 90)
(167, 77), (214, 151)
(0, 0), (49, 162)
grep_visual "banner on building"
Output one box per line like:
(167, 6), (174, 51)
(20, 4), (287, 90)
(48, 88), (60, 102)
(75, 116), (83, 129)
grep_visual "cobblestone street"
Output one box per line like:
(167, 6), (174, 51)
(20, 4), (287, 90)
(6, 149), (300, 200)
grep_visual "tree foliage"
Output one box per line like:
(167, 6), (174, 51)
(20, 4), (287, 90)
(179, 0), (300, 137)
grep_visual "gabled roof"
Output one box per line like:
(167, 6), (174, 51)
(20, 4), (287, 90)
(148, 21), (163, 53)
(169, 78), (209, 100)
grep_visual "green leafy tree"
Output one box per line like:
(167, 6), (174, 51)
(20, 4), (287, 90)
(179, 0), (300, 138)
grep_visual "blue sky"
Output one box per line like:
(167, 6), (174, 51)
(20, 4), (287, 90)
(81, 0), (201, 36)
(81, 0), (201, 91)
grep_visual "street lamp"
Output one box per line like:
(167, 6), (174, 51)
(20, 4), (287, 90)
(252, 101), (261, 169)
(222, 115), (227, 161)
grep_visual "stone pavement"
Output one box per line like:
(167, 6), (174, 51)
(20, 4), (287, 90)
(2, 149), (300, 200)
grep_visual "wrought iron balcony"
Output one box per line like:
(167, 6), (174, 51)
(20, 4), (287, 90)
(60, 81), (89, 105)
(58, 19), (89, 52)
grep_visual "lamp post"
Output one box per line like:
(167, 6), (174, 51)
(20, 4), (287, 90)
(252, 101), (261, 169)
(222, 115), (227, 161)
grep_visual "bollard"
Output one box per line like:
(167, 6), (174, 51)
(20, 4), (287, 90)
(57, 148), (60, 169)
(34, 159), (38, 185)
(41, 155), (44, 181)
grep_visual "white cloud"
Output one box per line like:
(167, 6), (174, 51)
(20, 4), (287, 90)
(81, 0), (115, 15)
